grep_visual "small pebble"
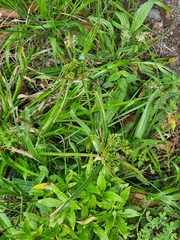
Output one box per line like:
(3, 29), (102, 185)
(148, 9), (161, 21)
(153, 21), (163, 29)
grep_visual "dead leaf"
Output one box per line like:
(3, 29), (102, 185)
(16, 117), (33, 128)
(81, 20), (93, 32)
(138, 86), (145, 98)
(27, 4), (38, 13)
(77, 216), (98, 225)
(11, 147), (34, 158)
(132, 64), (139, 73)
(123, 113), (136, 126)
(165, 10), (172, 17)
(17, 91), (44, 100)
(0, 8), (19, 19)
(130, 192), (161, 207)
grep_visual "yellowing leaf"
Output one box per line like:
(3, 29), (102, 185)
(77, 216), (98, 225)
(164, 57), (178, 65)
(82, 160), (95, 168)
(170, 118), (176, 131)
(168, 114), (176, 131)
(34, 182), (52, 190)
(167, 57), (178, 64)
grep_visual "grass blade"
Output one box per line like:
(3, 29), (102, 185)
(130, 0), (158, 33)
(133, 89), (160, 139)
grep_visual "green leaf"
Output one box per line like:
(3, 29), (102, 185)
(73, 0), (95, 14)
(81, 27), (97, 57)
(89, 17), (114, 38)
(24, 212), (48, 225)
(116, 216), (128, 238)
(81, 206), (89, 219)
(49, 36), (57, 62)
(117, 187), (131, 208)
(120, 160), (148, 185)
(66, 171), (74, 184)
(35, 225), (43, 237)
(104, 214), (115, 234)
(5, 156), (38, 177)
(106, 78), (127, 123)
(94, 89), (108, 142)
(107, 72), (121, 82)
(0, 188), (19, 197)
(0, 211), (13, 230)
(88, 194), (97, 210)
(50, 184), (68, 202)
(155, 1), (172, 13)
(50, 163), (103, 219)
(130, 0), (158, 33)
(93, 224), (109, 240)
(68, 208), (76, 230)
(97, 201), (112, 210)
(103, 191), (124, 202)
(120, 209), (141, 218)
(35, 166), (49, 184)
(115, 12), (130, 30)
(133, 89), (160, 139)
(79, 228), (90, 240)
(20, 107), (30, 127)
(12, 75), (23, 103)
(36, 0), (48, 19)
(59, 223), (79, 239)
(25, 137), (42, 162)
(97, 171), (106, 192)
(120, 187), (131, 204)
(111, 1), (132, 18)
(6, 232), (32, 240)
(86, 182), (101, 195)
(89, 134), (101, 153)
(38, 198), (63, 208)
(12, 178), (34, 192)
(23, 218), (31, 236)
(70, 109), (92, 135)
(102, 80), (114, 89)
(50, 211), (68, 228)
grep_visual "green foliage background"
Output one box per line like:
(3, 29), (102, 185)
(0, 0), (180, 239)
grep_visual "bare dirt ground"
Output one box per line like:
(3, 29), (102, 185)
(146, 0), (180, 72)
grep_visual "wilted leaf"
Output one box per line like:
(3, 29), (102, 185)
(77, 216), (98, 225)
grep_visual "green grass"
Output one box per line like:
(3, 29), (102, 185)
(0, 0), (180, 239)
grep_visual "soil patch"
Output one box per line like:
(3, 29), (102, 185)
(145, 0), (180, 72)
